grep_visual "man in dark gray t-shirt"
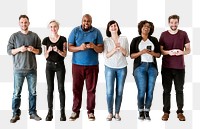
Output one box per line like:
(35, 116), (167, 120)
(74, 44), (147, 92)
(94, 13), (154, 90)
(7, 15), (42, 123)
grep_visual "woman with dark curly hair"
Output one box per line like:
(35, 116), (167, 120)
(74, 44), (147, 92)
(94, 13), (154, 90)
(130, 20), (161, 120)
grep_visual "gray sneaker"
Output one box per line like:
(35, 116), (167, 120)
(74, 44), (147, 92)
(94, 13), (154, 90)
(30, 114), (42, 121)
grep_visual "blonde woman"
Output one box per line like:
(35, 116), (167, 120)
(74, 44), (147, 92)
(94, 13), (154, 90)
(42, 20), (67, 121)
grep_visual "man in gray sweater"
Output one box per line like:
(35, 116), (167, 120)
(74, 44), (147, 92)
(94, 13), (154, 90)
(7, 15), (42, 123)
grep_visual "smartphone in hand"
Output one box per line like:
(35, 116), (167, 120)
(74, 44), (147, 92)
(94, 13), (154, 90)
(147, 45), (152, 51)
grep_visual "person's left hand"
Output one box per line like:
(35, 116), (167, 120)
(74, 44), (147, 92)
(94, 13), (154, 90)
(27, 46), (34, 52)
(52, 46), (58, 52)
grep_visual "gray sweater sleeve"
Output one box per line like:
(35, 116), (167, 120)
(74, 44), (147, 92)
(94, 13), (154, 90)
(7, 33), (15, 55)
(35, 34), (42, 55)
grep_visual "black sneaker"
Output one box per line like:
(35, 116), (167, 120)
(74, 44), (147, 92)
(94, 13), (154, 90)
(138, 111), (145, 120)
(10, 115), (20, 123)
(69, 112), (79, 121)
(145, 111), (151, 120)
(45, 110), (53, 121)
(60, 110), (66, 121)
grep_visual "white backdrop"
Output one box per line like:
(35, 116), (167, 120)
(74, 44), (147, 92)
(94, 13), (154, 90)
(0, 0), (200, 129)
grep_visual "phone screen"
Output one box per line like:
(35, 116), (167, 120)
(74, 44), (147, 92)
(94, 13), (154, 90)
(147, 46), (152, 50)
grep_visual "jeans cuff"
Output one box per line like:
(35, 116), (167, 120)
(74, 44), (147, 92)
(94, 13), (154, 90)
(138, 109), (144, 112)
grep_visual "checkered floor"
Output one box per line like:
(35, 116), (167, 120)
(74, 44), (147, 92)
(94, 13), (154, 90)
(0, 0), (200, 129)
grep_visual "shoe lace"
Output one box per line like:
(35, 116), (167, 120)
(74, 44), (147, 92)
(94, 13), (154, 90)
(88, 113), (94, 118)
(71, 112), (77, 117)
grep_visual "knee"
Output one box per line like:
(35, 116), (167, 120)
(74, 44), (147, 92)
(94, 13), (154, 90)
(13, 93), (21, 99)
(58, 87), (65, 93)
(175, 89), (183, 94)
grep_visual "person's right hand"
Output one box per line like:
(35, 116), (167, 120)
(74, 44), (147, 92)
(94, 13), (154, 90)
(20, 46), (27, 52)
(79, 43), (87, 51)
(47, 46), (53, 53)
(141, 49), (150, 54)
(168, 49), (178, 56)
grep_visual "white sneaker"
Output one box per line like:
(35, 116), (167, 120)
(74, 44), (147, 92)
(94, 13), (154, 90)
(88, 113), (95, 121)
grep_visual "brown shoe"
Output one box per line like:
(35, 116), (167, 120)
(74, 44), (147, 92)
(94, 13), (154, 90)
(10, 115), (20, 123)
(162, 113), (169, 121)
(177, 113), (185, 121)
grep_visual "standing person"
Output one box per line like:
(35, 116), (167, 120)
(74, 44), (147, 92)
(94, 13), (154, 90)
(7, 15), (42, 123)
(68, 14), (103, 121)
(130, 20), (161, 120)
(160, 14), (191, 121)
(42, 20), (67, 121)
(104, 20), (129, 121)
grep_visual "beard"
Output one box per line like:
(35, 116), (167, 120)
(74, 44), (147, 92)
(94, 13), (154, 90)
(170, 26), (178, 31)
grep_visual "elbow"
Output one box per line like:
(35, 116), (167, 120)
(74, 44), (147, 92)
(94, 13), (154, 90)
(68, 47), (73, 52)
(130, 55), (135, 59)
(188, 49), (191, 54)
(157, 53), (161, 58)
(37, 49), (42, 55)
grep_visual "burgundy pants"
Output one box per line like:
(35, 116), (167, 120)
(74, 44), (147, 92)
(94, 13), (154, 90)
(72, 64), (99, 114)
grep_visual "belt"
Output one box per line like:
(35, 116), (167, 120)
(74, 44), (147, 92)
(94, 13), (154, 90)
(47, 61), (64, 65)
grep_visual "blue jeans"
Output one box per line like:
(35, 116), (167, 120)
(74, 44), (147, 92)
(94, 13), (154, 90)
(133, 62), (158, 111)
(105, 66), (127, 114)
(12, 70), (37, 116)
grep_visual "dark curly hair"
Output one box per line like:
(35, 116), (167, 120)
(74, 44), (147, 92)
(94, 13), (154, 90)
(138, 20), (154, 36)
(106, 20), (121, 37)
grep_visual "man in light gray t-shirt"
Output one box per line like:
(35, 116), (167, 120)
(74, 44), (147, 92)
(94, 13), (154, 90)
(7, 15), (42, 123)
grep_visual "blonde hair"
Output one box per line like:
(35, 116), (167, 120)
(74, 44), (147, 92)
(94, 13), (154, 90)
(48, 20), (60, 28)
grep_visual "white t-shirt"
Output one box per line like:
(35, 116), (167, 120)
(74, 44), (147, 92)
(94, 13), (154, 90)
(138, 39), (154, 62)
(103, 36), (129, 68)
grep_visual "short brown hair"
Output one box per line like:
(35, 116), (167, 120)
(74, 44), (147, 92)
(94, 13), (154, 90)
(138, 20), (154, 36)
(19, 15), (29, 21)
(168, 14), (179, 23)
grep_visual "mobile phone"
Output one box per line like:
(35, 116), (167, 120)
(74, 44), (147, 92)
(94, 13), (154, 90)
(24, 45), (28, 47)
(85, 42), (90, 44)
(147, 45), (152, 50)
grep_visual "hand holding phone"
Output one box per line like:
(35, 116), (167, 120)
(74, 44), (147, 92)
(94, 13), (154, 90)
(147, 45), (152, 51)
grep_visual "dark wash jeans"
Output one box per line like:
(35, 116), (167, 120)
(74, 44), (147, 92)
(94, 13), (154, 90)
(161, 67), (185, 114)
(46, 61), (66, 110)
(72, 64), (99, 114)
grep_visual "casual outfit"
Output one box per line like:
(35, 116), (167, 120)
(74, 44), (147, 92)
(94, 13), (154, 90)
(130, 36), (160, 120)
(159, 30), (190, 118)
(42, 36), (67, 121)
(7, 31), (42, 122)
(68, 25), (103, 120)
(103, 36), (129, 120)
